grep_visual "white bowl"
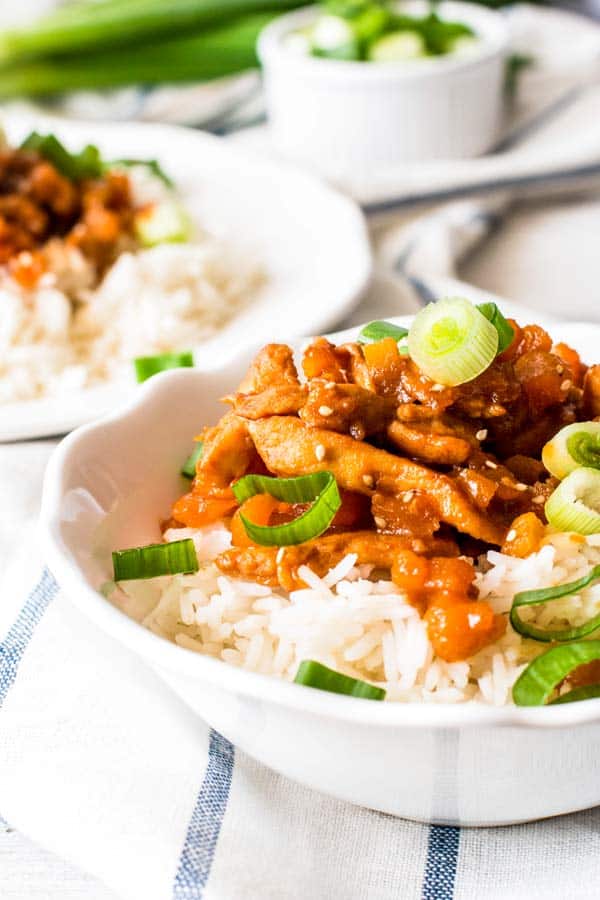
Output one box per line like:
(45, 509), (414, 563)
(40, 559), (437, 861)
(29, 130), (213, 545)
(41, 313), (600, 827)
(0, 110), (372, 443)
(258, 2), (509, 175)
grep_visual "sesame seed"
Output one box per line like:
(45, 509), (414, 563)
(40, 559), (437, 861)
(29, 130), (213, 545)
(556, 365), (564, 375)
(325, 381), (336, 389)
(362, 474), (374, 487)
(319, 405), (333, 416)
(485, 460), (498, 469)
(516, 483), (528, 491)
(315, 444), (326, 462)
(276, 547), (285, 564)
(532, 496), (545, 505)
(402, 491), (414, 503)
(506, 529), (517, 542)
(561, 379), (572, 391)
(476, 429), (488, 441)
(431, 383), (445, 392)
(374, 516), (387, 529)
(467, 613), (481, 628)
(18, 251), (33, 265)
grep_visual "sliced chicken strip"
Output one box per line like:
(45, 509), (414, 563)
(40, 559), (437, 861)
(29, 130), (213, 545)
(236, 343), (300, 395)
(247, 416), (506, 545)
(300, 381), (396, 438)
(387, 420), (472, 466)
(229, 384), (307, 419)
(217, 530), (459, 590)
(198, 413), (255, 487)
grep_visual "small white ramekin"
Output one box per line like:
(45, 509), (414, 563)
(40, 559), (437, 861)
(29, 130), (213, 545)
(258, 1), (509, 175)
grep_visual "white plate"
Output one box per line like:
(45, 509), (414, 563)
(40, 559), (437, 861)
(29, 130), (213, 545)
(0, 111), (371, 442)
(41, 302), (600, 825)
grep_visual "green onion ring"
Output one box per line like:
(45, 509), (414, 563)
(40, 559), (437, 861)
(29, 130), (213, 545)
(512, 641), (600, 706)
(112, 538), (198, 581)
(295, 660), (386, 701)
(545, 468), (600, 535)
(358, 320), (409, 343)
(542, 422), (600, 480)
(407, 297), (498, 386)
(134, 351), (194, 383)
(231, 472), (341, 547)
(510, 564), (600, 642)
(181, 442), (204, 479)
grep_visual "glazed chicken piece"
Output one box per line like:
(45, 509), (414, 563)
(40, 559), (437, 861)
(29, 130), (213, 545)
(371, 489), (440, 537)
(198, 413), (255, 488)
(236, 343), (300, 394)
(217, 530), (459, 590)
(342, 342), (376, 391)
(226, 343), (307, 419)
(299, 380), (396, 439)
(246, 416), (506, 544)
(451, 359), (521, 419)
(387, 420), (473, 466)
(583, 365), (600, 418)
(229, 384), (307, 419)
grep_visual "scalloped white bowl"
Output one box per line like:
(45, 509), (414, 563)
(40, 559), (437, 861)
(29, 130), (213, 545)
(40, 309), (600, 826)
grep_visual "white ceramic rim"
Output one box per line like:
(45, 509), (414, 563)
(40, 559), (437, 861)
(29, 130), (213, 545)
(40, 317), (600, 733)
(258, 1), (509, 83)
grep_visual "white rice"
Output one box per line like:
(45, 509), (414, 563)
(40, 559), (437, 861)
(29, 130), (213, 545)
(112, 525), (600, 706)
(0, 168), (263, 403)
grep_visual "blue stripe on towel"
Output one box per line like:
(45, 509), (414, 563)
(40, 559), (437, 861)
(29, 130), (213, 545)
(0, 568), (58, 708)
(422, 825), (460, 900)
(173, 729), (235, 899)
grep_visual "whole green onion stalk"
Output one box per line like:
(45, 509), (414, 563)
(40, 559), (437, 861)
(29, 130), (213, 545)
(0, 0), (305, 62)
(0, 14), (275, 97)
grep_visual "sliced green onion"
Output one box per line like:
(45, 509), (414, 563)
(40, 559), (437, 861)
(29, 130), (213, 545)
(20, 131), (103, 180)
(181, 443), (204, 479)
(134, 351), (194, 383)
(476, 302), (514, 354)
(407, 297), (498, 386)
(110, 157), (174, 187)
(358, 320), (409, 343)
(232, 471), (341, 546)
(134, 199), (192, 247)
(512, 641), (600, 706)
(368, 31), (426, 61)
(510, 564), (600, 642)
(112, 538), (198, 581)
(20, 132), (175, 187)
(550, 684), (600, 705)
(311, 14), (360, 60)
(294, 660), (386, 700)
(448, 35), (479, 57)
(545, 468), (600, 535)
(542, 422), (600, 480)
